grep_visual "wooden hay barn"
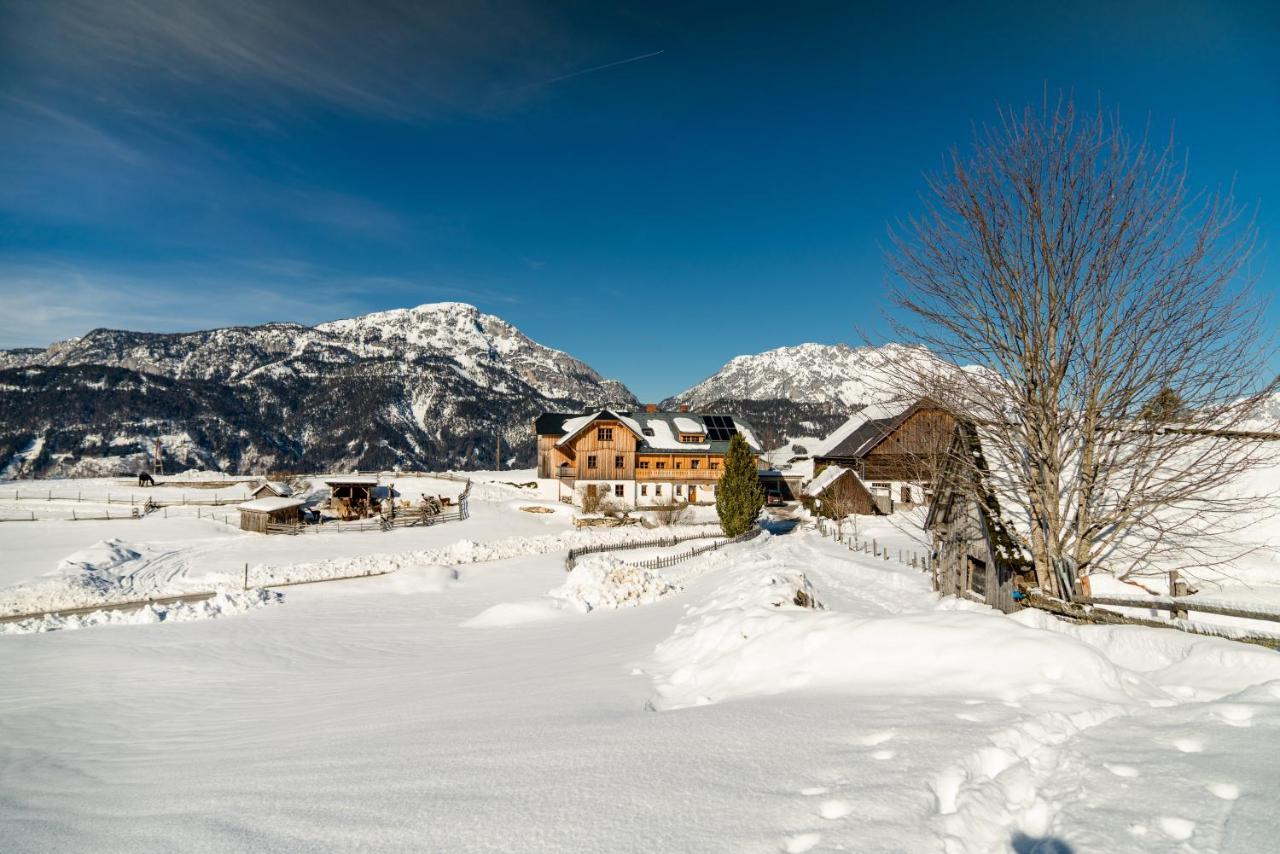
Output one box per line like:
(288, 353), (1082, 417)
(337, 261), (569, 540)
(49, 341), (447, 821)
(924, 423), (1031, 612)
(238, 497), (305, 533)
(251, 480), (294, 499)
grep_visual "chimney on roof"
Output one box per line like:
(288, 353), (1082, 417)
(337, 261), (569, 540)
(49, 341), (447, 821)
(678, 404), (690, 412)
(645, 403), (657, 413)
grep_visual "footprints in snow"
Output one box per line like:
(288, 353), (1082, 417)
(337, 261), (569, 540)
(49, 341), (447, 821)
(783, 832), (821, 853)
(1104, 763), (1140, 778)
(818, 799), (853, 820)
(784, 730), (900, 849)
(1210, 703), (1254, 727)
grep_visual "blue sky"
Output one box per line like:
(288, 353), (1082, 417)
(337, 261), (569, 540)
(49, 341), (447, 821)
(1, 1), (1278, 401)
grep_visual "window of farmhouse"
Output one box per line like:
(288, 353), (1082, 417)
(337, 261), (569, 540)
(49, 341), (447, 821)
(638, 461), (650, 469)
(901, 485), (911, 503)
(642, 428), (655, 437)
(710, 461), (719, 470)
(640, 485), (648, 496)
(679, 434), (702, 443)
(597, 427), (613, 441)
(587, 455), (597, 468)
(675, 485), (683, 496)
(674, 461), (682, 469)
(690, 459), (701, 469)
(656, 461), (666, 469)
(614, 455), (624, 468)
(655, 485), (663, 495)
(614, 484), (625, 497)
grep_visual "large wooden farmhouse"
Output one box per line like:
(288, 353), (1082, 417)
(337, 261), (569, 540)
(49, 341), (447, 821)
(807, 397), (954, 513)
(535, 407), (761, 508)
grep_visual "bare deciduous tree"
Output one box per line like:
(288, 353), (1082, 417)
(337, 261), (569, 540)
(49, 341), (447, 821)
(886, 96), (1277, 594)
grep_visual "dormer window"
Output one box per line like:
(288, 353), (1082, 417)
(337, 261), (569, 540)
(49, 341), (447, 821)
(679, 434), (702, 443)
(642, 428), (655, 437)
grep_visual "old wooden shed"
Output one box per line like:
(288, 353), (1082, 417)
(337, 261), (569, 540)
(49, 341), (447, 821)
(237, 496), (305, 533)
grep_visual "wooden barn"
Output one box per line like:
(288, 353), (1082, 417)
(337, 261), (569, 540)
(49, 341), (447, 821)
(802, 465), (885, 516)
(237, 496), (305, 533)
(810, 397), (955, 512)
(923, 423), (1031, 612)
(325, 476), (380, 520)
(251, 480), (294, 499)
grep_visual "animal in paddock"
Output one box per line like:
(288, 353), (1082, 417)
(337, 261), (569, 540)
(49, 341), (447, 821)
(138, 472), (155, 487)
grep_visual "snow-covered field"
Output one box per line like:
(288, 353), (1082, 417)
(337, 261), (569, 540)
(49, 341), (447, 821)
(3, 473), (1280, 852)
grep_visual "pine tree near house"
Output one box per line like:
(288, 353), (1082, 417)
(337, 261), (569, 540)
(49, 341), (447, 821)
(716, 432), (764, 536)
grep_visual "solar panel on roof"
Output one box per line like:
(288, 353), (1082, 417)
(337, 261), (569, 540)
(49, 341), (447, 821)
(705, 414), (736, 441)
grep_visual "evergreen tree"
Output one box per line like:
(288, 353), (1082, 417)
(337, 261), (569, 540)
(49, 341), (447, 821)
(716, 432), (764, 536)
(1140, 386), (1187, 423)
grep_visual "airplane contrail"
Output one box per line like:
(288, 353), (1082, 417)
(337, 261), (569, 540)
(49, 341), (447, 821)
(536, 50), (665, 87)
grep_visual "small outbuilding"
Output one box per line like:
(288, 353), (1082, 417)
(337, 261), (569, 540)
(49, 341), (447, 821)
(251, 480), (294, 499)
(325, 476), (380, 520)
(237, 496), (305, 533)
(803, 465), (886, 516)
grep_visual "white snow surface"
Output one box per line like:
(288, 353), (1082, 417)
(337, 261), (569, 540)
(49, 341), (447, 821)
(4, 482), (1280, 852)
(673, 416), (703, 434)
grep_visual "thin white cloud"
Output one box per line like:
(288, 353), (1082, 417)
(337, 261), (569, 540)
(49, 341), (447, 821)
(0, 260), (523, 348)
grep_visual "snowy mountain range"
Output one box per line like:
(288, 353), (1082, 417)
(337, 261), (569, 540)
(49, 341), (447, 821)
(0, 303), (950, 477)
(0, 303), (637, 477)
(664, 342), (944, 409)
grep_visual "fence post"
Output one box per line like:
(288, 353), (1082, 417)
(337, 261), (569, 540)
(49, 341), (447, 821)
(1169, 570), (1189, 619)
(244, 563), (249, 591)
(873, 538), (878, 557)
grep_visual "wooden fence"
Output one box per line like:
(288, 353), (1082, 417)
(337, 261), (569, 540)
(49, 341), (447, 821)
(2, 489), (243, 507)
(814, 517), (932, 573)
(626, 526), (764, 571)
(264, 481), (471, 535)
(565, 525), (724, 570)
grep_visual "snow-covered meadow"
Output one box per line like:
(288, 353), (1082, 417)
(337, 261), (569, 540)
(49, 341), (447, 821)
(3, 472), (1280, 852)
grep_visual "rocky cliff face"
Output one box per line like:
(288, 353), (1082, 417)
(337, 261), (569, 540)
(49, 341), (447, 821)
(0, 303), (637, 477)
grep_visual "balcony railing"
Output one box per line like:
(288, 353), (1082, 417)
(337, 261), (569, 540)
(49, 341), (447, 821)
(634, 468), (721, 481)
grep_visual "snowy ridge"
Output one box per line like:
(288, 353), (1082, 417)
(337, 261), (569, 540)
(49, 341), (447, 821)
(665, 342), (954, 408)
(0, 302), (637, 475)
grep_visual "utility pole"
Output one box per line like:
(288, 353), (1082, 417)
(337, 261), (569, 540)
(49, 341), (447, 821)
(495, 433), (501, 471)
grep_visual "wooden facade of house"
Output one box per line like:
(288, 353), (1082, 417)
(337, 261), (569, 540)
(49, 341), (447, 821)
(564, 420), (638, 481)
(860, 408), (956, 484)
(924, 424), (1030, 613)
(535, 409), (761, 507)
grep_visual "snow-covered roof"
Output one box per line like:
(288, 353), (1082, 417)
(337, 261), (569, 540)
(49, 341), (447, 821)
(554, 410), (645, 447)
(253, 480), (293, 497)
(641, 417), (707, 450)
(673, 416), (704, 434)
(543, 409), (761, 453)
(324, 476), (380, 486)
(803, 465), (853, 498)
(811, 401), (914, 458)
(238, 497), (305, 512)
